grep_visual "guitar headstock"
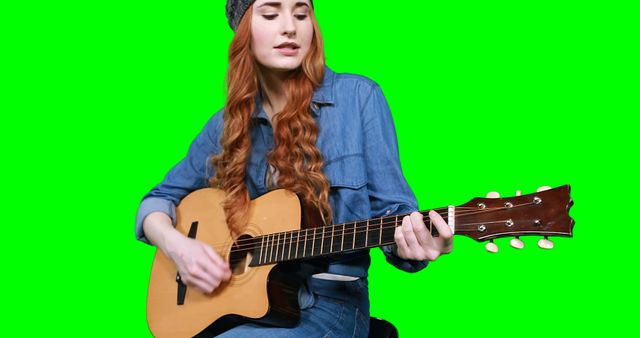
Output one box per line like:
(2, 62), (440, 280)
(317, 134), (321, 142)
(454, 185), (574, 246)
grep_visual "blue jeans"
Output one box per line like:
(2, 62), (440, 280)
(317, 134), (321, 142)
(217, 277), (370, 337)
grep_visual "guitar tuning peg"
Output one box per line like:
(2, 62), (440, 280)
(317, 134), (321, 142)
(485, 240), (498, 253)
(510, 236), (524, 249)
(537, 236), (554, 250)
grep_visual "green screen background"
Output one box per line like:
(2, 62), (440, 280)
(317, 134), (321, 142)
(2, 1), (638, 336)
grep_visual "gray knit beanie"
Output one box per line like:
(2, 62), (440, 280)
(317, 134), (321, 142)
(226, 0), (314, 31)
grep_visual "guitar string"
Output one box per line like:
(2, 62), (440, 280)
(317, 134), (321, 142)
(214, 208), (475, 251)
(225, 218), (548, 267)
(222, 203), (543, 265)
(225, 218), (525, 264)
(213, 203), (528, 248)
(217, 202), (536, 252)
(216, 202), (538, 255)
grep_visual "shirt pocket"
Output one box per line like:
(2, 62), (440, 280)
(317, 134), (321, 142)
(323, 153), (370, 222)
(323, 153), (367, 189)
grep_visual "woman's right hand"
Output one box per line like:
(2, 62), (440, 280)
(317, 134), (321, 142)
(165, 233), (232, 294)
(143, 212), (232, 294)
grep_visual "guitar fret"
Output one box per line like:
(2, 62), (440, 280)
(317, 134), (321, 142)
(271, 234), (275, 263)
(330, 224), (335, 253)
(281, 232), (286, 261)
(379, 217), (383, 245)
(341, 223), (345, 252)
(269, 234), (276, 263)
(358, 221), (370, 249)
(263, 234), (267, 264)
(394, 215), (399, 245)
(259, 235), (265, 264)
(275, 233), (280, 262)
(287, 232), (292, 260)
(318, 227), (325, 256)
(295, 230), (300, 259)
(365, 220), (370, 247)
(303, 229), (308, 258)
(274, 233), (279, 262)
(352, 221), (356, 249)
(263, 234), (268, 264)
(320, 226), (325, 255)
(378, 216), (396, 247)
(286, 232), (291, 260)
(280, 232), (287, 261)
(394, 216), (398, 239)
(263, 235), (271, 264)
(311, 228), (316, 257)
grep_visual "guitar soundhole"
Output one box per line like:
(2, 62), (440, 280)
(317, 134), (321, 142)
(229, 234), (254, 276)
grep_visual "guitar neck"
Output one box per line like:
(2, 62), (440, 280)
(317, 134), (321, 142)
(249, 209), (447, 266)
(247, 185), (574, 266)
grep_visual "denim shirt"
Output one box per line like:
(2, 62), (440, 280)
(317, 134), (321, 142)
(135, 66), (428, 277)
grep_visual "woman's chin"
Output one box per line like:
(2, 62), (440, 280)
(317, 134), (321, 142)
(261, 60), (303, 73)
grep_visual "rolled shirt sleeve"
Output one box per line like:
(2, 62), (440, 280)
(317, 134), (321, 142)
(135, 112), (222, 244)
(360, 84), (429, 273)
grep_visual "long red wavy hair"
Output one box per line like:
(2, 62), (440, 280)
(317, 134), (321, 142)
(209, 5), (332, 236)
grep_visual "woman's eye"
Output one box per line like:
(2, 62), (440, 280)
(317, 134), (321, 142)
(262, 13), (307, 21)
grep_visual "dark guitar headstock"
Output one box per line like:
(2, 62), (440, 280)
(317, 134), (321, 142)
(454, 185), (574, 249)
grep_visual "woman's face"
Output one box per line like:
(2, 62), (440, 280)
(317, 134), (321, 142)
(251, 0), (314, 73)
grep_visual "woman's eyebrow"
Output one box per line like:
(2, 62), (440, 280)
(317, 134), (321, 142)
(257, 2), (310, 9)
(293, 2), (310, 8)
(258, 2), (280, 8)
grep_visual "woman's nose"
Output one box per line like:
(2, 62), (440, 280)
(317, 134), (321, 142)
(281, 13), (296, 37)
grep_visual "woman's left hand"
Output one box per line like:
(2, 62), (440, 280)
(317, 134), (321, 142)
(393, 210), (453, 261)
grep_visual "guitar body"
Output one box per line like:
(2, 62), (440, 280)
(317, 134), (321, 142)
(147, 189), (305, 338)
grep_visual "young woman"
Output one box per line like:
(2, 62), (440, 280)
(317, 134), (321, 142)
(136, 1), (453, 336)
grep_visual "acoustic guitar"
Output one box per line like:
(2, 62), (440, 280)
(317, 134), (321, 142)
(147, 185), (574, 337)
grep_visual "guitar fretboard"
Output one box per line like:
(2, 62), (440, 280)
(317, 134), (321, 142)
(249, 211), (438, 266)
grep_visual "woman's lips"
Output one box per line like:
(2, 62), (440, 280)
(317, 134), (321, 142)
(275, 47), (299, 56)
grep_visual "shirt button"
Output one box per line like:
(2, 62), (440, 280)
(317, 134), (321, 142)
(311, 103), (318, 110)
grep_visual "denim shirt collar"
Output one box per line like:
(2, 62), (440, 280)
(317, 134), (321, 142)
(311, 65), (336, 106)
(253, 66), (335, 121)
